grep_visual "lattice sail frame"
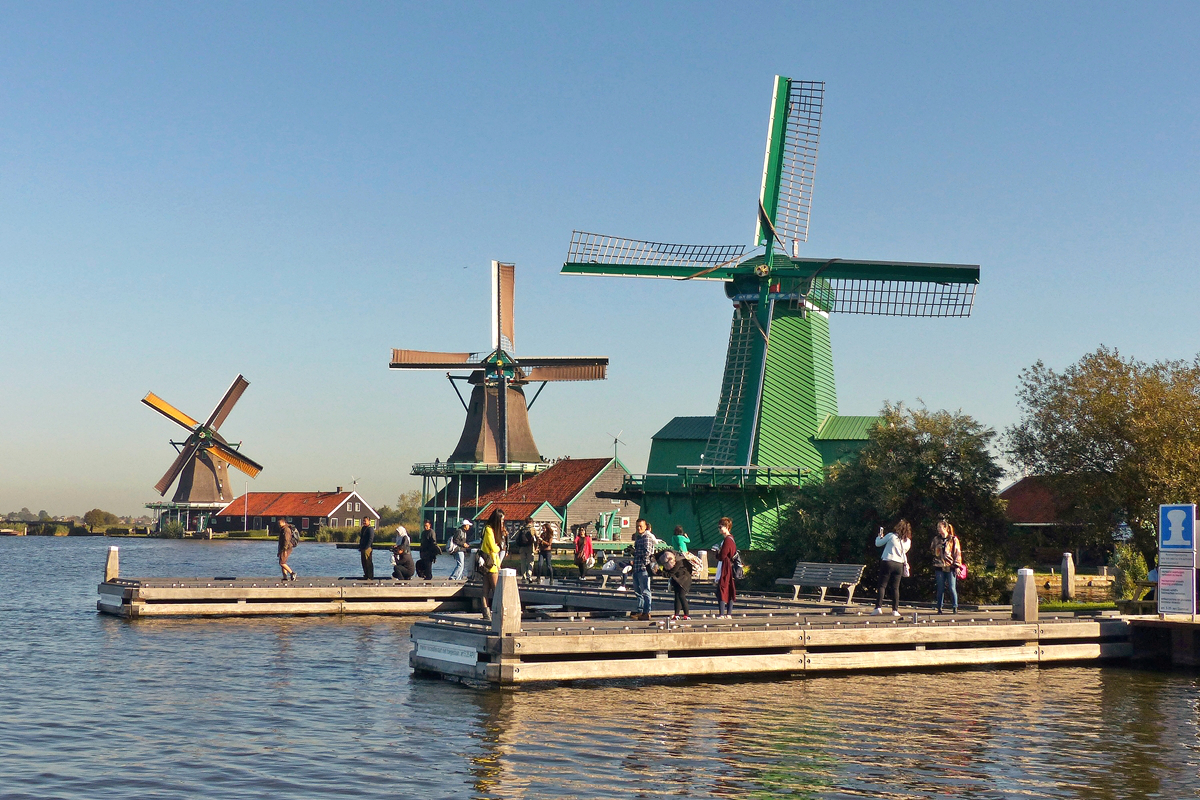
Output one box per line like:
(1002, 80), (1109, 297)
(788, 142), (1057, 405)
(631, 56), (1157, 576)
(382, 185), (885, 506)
(568, 231), (745, 273)
(804, 277), (976, 318)
(759, 79), (824, 251)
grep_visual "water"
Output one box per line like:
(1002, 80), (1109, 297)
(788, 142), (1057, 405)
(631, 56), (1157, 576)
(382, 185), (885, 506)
(1, 536), (1198, 799)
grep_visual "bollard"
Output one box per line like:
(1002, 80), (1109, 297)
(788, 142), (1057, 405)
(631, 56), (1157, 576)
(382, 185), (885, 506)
(104, 546), (119, 582)
(1012, 568), (1038, 621)
(491, 568), (522, 635)
(1061, 552), (1076, 601)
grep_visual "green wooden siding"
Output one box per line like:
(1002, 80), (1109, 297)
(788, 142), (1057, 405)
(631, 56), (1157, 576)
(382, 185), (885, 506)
(753, 306), (837, 474)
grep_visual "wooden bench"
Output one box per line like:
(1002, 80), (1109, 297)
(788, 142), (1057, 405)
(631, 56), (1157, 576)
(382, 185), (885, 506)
(1116, 579), (1158, 615)
(776, 561), (865, 604)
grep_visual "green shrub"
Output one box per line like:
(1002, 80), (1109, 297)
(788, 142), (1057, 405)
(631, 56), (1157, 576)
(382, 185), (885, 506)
(1109, 543), (1147, 599)
(155, 520), (185, 539)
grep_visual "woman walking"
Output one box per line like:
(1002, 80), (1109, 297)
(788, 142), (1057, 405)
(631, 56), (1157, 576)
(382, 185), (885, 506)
(447, 520), (471, 580)
(276, 519), (298, 581)
(931, 519), (963, 614)
(573, 526), (594, 579)
(714, 517), (737, 619)
(479, 509), (504, 621)
(872, 520), (912, 616)
(537, 522), (555, 584)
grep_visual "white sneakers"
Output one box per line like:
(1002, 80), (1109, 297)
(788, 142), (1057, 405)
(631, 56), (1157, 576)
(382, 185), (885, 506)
(891, 610), (901, 617)
(870, 607), (884, 615)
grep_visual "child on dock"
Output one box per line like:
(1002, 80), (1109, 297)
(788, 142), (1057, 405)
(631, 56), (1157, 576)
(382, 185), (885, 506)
(872, 520), (912, 616)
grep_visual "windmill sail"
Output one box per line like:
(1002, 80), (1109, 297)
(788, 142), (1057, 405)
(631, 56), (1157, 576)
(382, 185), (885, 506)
(565, 231), (746, 278)
(492, 261), (516, 353)
(757, 77), (823, 252)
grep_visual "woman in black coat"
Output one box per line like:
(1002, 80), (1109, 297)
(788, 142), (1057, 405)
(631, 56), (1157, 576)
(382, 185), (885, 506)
(657, 550), (693, 620)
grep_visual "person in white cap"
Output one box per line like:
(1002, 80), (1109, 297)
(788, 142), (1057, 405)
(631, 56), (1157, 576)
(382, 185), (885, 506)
(447, 519), (471, 580)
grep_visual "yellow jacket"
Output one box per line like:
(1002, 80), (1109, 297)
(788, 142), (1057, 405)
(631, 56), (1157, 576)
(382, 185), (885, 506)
(480, 524), (501, 574)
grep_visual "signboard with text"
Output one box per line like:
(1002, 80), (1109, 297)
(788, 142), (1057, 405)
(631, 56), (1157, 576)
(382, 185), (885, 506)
(1158, 504), (1197, 616)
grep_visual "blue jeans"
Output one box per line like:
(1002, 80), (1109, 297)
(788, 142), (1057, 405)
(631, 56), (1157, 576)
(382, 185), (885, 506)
(633, 570), (652, 615)
(935, 569), (958, 611)
(449, 550), (467, 580)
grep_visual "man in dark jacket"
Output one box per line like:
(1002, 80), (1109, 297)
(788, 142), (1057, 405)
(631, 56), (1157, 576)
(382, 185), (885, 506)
(416, 519), (440, 580)
(358, 518), (376, 579)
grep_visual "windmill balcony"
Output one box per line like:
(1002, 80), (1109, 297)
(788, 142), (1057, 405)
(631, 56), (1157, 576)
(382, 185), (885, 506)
(622, 466), (812, 495)
(410, 461), (551, 478)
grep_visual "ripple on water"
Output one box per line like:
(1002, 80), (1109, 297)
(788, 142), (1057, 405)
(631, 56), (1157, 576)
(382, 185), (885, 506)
(0, 537), (1198, 799)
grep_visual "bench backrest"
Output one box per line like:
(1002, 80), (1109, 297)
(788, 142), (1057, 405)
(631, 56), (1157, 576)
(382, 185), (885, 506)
(791, 561), (865, 585)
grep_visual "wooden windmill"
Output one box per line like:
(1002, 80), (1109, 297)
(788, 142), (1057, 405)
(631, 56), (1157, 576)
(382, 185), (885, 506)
(561, 76), (980, 548)
(142, 375), (263, 504)
(563, 76), (979, 475)
(390, 261), (609, 465)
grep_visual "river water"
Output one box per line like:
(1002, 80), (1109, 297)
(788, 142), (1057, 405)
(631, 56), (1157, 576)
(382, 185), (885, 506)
(1, 536), (1198, 799)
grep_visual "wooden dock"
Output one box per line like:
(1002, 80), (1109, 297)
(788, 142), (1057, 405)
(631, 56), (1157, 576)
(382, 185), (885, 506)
(96, 543), (476, 618)
(410, 571), (1133, 684)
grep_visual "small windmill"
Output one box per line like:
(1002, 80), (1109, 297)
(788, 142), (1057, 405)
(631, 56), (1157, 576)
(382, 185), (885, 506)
(563, 76), (979, 474)
(390, 261), (609, 465)
(142, 375), (264, 503)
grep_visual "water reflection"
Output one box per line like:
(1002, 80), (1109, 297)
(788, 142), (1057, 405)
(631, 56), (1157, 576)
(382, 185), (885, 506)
(0, 537), (1198, 799)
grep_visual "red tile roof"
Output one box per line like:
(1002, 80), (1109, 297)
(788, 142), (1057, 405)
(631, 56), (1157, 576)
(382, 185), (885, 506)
(463, 457), (613, 511)
(215, 491), (377, 519)
(999, 477), (1063, 525)
(474, 501), (554, 522)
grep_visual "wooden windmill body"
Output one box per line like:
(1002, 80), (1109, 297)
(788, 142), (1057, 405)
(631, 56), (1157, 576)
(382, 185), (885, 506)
(562, 76), (981, 549)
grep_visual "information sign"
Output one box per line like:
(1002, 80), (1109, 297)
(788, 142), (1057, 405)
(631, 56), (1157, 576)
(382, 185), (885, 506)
(1158, 504), (1197, 616)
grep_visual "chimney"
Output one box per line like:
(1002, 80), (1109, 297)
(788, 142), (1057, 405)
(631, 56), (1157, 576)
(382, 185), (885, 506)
(336, 486), (343, 493)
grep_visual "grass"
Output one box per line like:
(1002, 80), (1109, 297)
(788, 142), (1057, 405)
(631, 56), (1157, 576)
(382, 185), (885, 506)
(1038, 600), (1117, 612)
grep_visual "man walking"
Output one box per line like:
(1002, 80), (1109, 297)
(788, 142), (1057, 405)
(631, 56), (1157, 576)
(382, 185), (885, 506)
(631, 518), (655, 621)
(358, 517), (376, 580)
(448, 520), (471, 580)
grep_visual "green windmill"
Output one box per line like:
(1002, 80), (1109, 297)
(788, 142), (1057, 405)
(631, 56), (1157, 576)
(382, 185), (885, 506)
(562, 76), (980, 549)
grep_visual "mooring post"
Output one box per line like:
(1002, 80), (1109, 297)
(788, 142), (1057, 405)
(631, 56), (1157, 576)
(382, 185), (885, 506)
(1012, 568), (1038, 621)
(1061, 552), (1076, 601)
(104, 546), (119, 583)
(491, 568), (522, 635)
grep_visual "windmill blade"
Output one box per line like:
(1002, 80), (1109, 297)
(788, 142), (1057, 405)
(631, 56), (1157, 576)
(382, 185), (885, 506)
(206, 440), (264, 478)
(154, 439), (202, 496)
(390, 349), (483, 369)
(767, 255), (980, 317)
(521, 363), (608, 382)
(564, 231), (746, 280)
(517, 356), (608, 382)
(491, 261), (516, 353)
(142, 392), (200, 432)
(204, 374), (250, 431)
(756, 77), (823, 251)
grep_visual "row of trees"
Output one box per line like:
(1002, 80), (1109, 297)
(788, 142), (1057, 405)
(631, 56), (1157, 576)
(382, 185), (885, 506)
(770, 346), (1200, 599)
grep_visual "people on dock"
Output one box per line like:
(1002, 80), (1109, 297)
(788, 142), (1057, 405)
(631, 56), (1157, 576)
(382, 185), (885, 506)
(447, 520), (470, 580)
(537, 522), (555, 584)
(714, 517), (738, 619)
(479, 508), (504, 621)
(872, 519), (913, 616)
(931, 519), (963, 614)
(657, 549), (692, 620)
(516, 523), (536, 583)
(631, 518), (655, 621)
(574, 525), (594, 579)
(358, 518), (376, 580)
(416, 519), (440, 580)
(391, 525), (415, 581)
(668, 524), (690, 554)
(276, 519), (298, 581)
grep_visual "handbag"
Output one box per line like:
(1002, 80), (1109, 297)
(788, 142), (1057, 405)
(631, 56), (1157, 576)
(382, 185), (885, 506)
(956, 563), (968, 581)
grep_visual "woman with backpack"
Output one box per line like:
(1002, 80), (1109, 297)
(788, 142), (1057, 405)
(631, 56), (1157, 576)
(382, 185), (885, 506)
(276, 519), (298, 581)
(714, 517), (738, 619)
(872, 519), (913, 616)
(931, 519), (963, 614)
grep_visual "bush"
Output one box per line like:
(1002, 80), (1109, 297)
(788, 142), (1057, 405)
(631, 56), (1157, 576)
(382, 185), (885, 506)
(1109, 543), (1147, 599)
(155, 520), (185, 539)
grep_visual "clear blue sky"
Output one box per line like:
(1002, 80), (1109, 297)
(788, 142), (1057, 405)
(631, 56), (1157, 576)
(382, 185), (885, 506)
(3, 2), (1198, 516)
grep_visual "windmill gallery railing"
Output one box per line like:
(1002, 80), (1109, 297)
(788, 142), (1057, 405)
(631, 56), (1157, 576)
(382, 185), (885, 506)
(621, 465), (812, 495)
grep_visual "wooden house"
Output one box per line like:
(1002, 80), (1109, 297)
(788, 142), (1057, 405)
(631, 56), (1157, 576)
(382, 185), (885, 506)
(213, 489), (378, 533)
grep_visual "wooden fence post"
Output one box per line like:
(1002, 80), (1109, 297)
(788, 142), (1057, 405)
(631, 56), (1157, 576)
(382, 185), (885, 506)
(104, 546), (119, 583)
(491, 568), (522, 635)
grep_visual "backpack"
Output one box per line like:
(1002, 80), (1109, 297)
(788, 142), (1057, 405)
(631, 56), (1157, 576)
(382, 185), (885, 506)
(731, 550), (746, 583)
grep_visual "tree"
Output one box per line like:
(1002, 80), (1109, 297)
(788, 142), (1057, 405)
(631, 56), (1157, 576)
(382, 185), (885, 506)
(83, 508), (120, 532)
(377, 490), (423, 531)
(37, 510), (52, 521)
(1005, 347), (1200, 565)
(767, 403), (1010, 600)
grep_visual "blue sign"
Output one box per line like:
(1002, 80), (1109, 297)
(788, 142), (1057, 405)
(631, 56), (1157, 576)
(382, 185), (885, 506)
(1159, 504), (1196, 550)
